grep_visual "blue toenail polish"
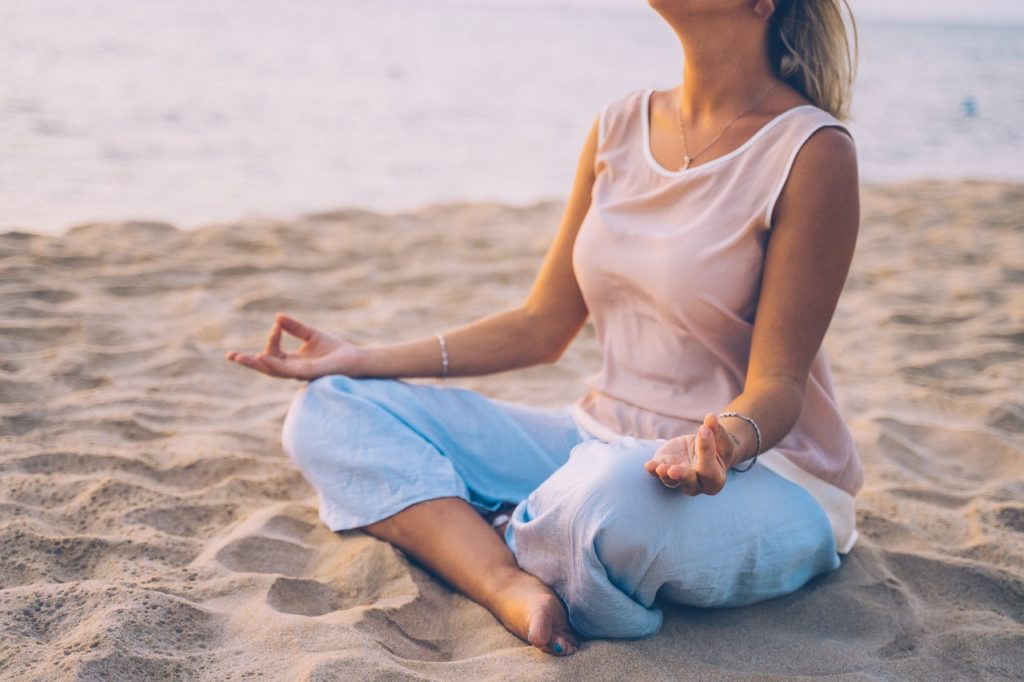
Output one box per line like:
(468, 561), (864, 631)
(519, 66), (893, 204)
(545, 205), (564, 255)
(553, 642), (563, 654)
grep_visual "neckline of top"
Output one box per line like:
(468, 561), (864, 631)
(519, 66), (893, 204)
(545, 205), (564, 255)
(641, 87), (819, 178)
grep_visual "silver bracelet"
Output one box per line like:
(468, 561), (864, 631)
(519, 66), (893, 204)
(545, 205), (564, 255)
(718, 411), (761, 472)
(435, 333), (449, 379)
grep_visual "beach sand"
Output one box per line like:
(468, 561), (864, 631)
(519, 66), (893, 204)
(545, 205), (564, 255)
(1, 180), (1022, 680)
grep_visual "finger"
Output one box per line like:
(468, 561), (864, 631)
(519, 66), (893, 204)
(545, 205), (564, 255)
(265, 323), (285, 357)
(657, 470), (678, 488)
(665, 464), (706, 496)
(276, 313), (316, 341)
(668, 466), (700, 495)
(666, 464), (691, 479)
(227, 352), (258, 369)
(656, 461), (692, 491)
(654, 462), (681, 487)
(229, 352), (279, 377)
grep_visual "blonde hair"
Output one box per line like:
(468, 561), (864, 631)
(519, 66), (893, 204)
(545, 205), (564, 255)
(768, 0), (859, 120)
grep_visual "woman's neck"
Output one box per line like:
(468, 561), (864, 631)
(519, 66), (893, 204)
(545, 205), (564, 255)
(677, 33), (779, 123)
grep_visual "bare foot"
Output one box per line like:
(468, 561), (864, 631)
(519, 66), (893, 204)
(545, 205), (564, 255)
(485, 569), (579, 656)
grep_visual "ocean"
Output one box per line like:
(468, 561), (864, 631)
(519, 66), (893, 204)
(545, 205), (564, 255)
(2, 0), (1022, 234)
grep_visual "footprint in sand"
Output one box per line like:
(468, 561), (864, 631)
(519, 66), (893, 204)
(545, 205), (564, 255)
(266, 577), (365, 617)
(884, 550), (1024, 626)
(214, 536), (312, 577)
(259, 514), (316, 539)
(209, 509), (424, 623)
(995, 506), (1024, 533)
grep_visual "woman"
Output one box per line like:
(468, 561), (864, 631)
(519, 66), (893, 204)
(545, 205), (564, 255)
(226, 0), (862, 658)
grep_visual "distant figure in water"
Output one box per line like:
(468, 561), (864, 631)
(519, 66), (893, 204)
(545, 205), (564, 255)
(962, 96), (978, 118)
(227, 0), (864, 656)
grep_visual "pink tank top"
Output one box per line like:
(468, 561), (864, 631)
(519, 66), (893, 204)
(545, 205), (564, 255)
(567, 87), (864, 554)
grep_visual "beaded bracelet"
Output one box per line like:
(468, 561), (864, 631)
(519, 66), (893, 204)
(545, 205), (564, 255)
(718, 411), (761, 472)
(435, 333), (450, 379)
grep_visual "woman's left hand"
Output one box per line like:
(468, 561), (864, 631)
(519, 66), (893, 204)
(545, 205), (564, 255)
(642, 412), (736, 496)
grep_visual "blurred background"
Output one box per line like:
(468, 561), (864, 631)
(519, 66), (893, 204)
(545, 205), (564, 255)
(2, 0), (1022, 235)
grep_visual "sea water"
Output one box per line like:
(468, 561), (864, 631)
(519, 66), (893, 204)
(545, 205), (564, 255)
(1, 0), (1022, 234)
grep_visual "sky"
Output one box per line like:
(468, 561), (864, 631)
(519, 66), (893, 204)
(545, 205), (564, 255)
(491, 0), (1024, 26)
(852, 0), (1024, 24)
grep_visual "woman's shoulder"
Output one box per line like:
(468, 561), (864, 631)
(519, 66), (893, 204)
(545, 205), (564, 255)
(754, 96), (854, 171)
(773, 93), (851, 138)
(601, 86), (648, 112)
(775, 91), (857, 165)
(596, 87), (649, 147)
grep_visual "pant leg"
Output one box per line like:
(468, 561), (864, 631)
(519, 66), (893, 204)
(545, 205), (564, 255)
(280, 374), (587, 531)
(507, 437), (842, 640)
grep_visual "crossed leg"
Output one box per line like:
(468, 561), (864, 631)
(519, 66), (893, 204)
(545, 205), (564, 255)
(361, 497), (578, 656)
(280, 375), (588, 656)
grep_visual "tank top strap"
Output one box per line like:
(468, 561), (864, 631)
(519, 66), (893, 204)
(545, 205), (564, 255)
(597, 88), (645, 147)
(594, 88), (647, 176)
(761, 107), (853, 230)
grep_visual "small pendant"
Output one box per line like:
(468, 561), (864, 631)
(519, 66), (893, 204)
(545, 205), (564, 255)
(682, 155), (692, 170)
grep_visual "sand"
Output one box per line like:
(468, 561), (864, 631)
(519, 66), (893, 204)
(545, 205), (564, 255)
(1, 180), (1022, 680)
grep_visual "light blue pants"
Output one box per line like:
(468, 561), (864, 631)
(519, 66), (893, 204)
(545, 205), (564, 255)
(281, 375), (841, 639)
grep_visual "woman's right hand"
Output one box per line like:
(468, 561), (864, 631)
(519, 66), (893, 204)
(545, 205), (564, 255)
(225, 313), (362, 380)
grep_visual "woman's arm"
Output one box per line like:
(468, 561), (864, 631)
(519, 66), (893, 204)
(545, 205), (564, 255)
(357, 116), (599, 378)
(353, 306), (560, 378)
(721, 125), (860, 466)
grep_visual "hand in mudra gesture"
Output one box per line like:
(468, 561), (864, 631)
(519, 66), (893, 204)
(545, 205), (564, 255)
(642, 412), (738, 496)
(225, 313), (360, 380)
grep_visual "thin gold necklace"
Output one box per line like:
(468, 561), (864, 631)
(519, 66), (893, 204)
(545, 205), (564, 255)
(675, 81), (778, 170)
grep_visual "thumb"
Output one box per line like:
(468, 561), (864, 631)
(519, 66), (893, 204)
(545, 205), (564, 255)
(702, 412), (733, 456)
(696, 414), (728, 494)
(696, 420), (717, 472)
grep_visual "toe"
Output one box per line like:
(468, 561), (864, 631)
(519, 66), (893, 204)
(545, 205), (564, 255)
(551, 634), (576, 656)
(526, 612), (553, 649)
